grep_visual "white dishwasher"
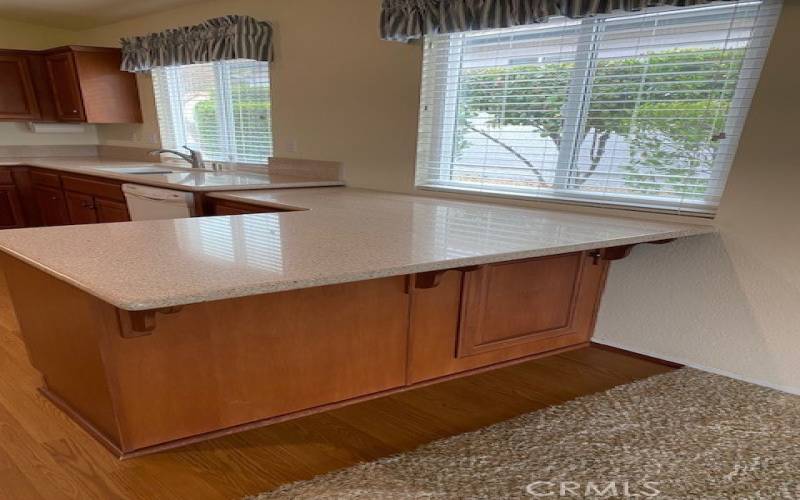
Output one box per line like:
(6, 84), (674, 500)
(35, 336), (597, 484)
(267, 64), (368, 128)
(122, 184), (195, 221)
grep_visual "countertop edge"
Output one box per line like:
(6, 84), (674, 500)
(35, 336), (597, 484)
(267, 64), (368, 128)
(0, 225), (715, 312)
(1, 159), (345, 192)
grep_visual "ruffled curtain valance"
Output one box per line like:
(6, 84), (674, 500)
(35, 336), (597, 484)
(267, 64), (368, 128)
(380, 0), (736, 42)
(121, 15), (273, 72)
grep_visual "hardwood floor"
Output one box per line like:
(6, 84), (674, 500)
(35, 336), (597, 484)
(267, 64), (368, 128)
(0, 276), (673, 500)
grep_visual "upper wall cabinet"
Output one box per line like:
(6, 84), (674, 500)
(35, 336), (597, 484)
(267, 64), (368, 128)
(0, 46), (142, 124)
(0, 54), (41, 121)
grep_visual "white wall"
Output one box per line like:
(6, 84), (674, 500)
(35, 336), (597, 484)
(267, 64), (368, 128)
(594, 2), (800, 394)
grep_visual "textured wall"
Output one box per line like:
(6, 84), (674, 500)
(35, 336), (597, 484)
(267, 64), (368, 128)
(594, 2), (800, 394)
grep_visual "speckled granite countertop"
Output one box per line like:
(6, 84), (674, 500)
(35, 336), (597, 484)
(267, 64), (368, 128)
(0, 157), (344, 191)
(0, 187), (714, 311)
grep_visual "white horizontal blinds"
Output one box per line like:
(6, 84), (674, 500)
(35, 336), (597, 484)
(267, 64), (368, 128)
(152, 59), (273, 165)
(416, 0), (781, 215)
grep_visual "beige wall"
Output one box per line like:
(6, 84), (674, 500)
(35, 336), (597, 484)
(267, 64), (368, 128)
(594, 2), (800, 394)
(3, 1), (798, 391)
(0, 18), (100, 147)
(76, 0), (422, 191)
(0, 18), (72, 49)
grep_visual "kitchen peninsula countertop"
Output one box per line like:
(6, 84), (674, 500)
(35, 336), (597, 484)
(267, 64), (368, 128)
(0, 187), (714, 311)
(0, 157), (344, 191)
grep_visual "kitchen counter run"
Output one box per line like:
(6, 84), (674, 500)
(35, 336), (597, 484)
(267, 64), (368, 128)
(0, 187), (714, 311)
(0, 157), (344, 191)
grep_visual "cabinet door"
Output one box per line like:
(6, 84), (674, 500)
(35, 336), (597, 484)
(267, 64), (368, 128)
(457, 253), (584, 357)
(0, 186), (26, 229)
(95, 198), (130, 223)
(45, 52), (85, 122)
(407, 252), (609, 383)
(65, 191), (98, 225)
(0, 54), (40, 120)
(33, 186), (71, 227)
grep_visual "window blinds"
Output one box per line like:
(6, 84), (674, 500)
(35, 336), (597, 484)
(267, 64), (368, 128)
(415, 0), (782, 215)
(152, 59), (273, 165)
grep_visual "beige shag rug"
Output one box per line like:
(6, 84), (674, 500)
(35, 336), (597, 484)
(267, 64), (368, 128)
(249, 369), (800, 499)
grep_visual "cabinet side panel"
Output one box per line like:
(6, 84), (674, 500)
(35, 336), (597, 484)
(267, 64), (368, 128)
(104, 276), (410, 451)
(0, 256), (121, 446)
(74, 51), (142, 124)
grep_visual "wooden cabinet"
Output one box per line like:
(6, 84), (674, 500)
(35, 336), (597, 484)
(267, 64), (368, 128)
(0, 54), (40, 121)
(457, 253), (585, 357)
(0, 46), (141, 124)
(65, 191), (98, 225)
(44, 51), (85, 122)
(1, 238), (628, 456)
(209, 198), (288, 216)
(32, 185), (70, 227)
(407, 252), (609, 384)
(46, 47), (142, 124)
(0, 170), (26, 229)
(95, 198), (130, 223)
(29, 169), (129, 226)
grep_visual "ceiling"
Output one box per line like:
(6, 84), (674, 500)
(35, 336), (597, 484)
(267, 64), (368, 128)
(0, 0), (210, 30)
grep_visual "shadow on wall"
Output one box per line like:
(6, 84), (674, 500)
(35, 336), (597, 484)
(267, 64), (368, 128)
(594, 233), (800, 394)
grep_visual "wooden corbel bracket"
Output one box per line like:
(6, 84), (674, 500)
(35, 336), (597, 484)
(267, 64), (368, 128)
(590, 238), (677, 265)
(411, 265), (483, 292)
(117, 306), (184, 338)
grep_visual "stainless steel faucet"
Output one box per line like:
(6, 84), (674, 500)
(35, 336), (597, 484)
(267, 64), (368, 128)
(149, 146), (205, 169)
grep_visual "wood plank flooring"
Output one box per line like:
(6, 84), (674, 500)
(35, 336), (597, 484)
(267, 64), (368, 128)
(0, 274), (673, 499)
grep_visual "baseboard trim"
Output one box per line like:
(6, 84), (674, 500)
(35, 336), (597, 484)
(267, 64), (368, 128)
(592, 339), (800, 396)
(590, 341), (684, 368)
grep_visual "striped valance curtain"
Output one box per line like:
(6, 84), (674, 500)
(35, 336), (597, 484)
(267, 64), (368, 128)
(380, 0), (736, 41)
(121, 15), (273, 72)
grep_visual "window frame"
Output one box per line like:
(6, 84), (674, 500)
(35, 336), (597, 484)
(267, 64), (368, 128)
(415, 2), (777, 216)
(152, 59), (274, 167)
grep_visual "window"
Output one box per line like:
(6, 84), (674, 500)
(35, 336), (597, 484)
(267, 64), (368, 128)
(416, 1), (781, 215)
(152, 60), (272, 165)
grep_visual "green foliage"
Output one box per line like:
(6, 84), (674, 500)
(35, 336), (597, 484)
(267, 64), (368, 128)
(193, 84), (271, 161)
(458, 48), (745, 197)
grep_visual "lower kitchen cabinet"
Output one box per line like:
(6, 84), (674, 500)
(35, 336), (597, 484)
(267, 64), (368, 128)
(65, 191), (98, 224)
(208, 198), (288, 216)
(27, 169), (130, 227)
(65, 192), (130, 224)
(2, 237), (614, 456)
(407, 251), (608, 384)
(95, 198), (130, 223)
(32, 185), (71, 227)
(0, 185), (26, 229)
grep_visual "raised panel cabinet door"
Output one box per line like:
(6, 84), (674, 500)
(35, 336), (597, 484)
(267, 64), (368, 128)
(457, 253), (585, 357)
(0, 186), (26, 229)
(95, 198), (130, 223)
(0, 54), (41, 120)
(33, 186), (71, 227)
(406, 253), (609, 383)
(45, 51), (86, 122)
(65, 191), (98, 225)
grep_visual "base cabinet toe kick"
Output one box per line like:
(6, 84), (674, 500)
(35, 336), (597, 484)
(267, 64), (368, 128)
(0, 243), (658, 458)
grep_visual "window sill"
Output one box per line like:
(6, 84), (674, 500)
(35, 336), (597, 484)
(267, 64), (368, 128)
(415, 183), (716, 219)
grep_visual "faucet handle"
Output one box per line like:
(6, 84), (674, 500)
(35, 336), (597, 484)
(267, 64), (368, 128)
(182, 145), (204, 168)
